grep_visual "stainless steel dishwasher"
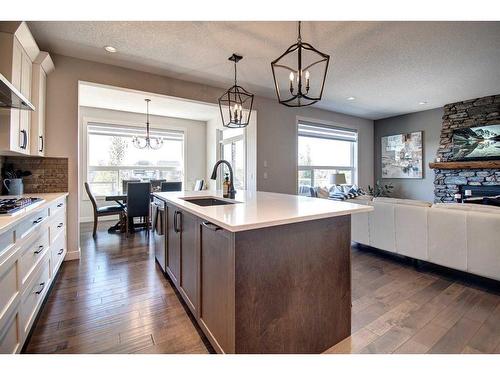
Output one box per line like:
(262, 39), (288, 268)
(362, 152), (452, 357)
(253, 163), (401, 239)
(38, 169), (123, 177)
(152, 197), (167, 272)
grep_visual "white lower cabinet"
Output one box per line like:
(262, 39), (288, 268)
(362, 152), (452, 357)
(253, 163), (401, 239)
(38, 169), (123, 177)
(0, 195), (67, 353)
(0, 309), (21, 354)
(20, 255), (50, 338)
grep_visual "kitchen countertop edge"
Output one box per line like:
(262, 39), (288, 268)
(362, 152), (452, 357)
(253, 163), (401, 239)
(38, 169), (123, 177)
(0, 192), (69, 235)
(153, 190), (373, 232)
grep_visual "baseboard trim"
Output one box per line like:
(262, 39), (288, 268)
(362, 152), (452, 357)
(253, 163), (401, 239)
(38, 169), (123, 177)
(80, 215), (118, 223)
(65, 248), (81, 261)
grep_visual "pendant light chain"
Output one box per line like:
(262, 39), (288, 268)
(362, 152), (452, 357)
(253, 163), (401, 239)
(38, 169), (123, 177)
(234, 59), (237, 86)
(146, 98), (150, 139)
(132, 98), (164, 150)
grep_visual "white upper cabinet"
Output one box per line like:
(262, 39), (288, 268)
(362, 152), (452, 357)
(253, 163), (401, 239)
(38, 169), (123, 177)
(0, 22), (43, 155)
(30, 52), (54, 156)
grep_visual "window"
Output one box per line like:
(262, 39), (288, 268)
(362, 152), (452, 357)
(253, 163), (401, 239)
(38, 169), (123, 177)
(297, 122), (357, 194)
(86, 122), (184, 196)
(219, 128), (246, 190)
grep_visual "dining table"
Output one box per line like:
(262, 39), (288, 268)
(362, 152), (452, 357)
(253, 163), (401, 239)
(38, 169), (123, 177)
(104, 191), (155, 232)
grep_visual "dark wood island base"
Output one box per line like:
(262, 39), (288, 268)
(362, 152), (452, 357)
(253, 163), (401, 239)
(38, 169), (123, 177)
(161, 199), (352, 354)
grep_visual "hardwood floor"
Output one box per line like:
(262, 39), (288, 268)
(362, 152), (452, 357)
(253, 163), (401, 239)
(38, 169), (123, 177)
(24, 222), (211, 354)
(24, 222), (500, 354)
(325, 246), (500, 354)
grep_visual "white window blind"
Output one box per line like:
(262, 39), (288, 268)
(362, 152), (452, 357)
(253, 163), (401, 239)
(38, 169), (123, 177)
(87, 122), (183, 141)
(298, 123), (357, 142)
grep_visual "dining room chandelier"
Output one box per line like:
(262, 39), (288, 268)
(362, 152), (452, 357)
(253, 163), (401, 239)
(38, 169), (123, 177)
(218, 53), (254, 128)
(271, 21), (330, 107)
(132, 99), (163, 150)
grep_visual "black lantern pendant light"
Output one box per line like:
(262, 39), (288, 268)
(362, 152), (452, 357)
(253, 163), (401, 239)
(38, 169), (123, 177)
(132, 99), (163, 150)
(271, 21), (330, 107)
(218, 53), (254, 128)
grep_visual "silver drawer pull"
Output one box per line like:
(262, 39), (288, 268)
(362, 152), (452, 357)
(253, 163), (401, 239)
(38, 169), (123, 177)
(34, 245), (44, 254)
(58, 248), (64, 255)
(57, 222), (64, 228)
(35, 282), (45, 295)
(202, 221), (222, 231)
(33, 217), (43, 224)
(57, 203), (63, 208)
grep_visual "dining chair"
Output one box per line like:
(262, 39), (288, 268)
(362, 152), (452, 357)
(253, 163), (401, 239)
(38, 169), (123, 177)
(124, 182), (151, 237)
(84, 182), (125, 238)
(122, 179), (140, 194)
(194, 179), (204, 191)
(160, 181), (182, 192)
(150, 179), (166, 192)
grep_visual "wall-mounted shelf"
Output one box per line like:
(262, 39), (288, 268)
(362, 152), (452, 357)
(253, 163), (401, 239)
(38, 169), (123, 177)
(429, 160), (500, 170)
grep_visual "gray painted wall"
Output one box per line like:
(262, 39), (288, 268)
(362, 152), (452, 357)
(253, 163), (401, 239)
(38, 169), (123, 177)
(374, 108), (443, 202)
(44, 54), (374, 258)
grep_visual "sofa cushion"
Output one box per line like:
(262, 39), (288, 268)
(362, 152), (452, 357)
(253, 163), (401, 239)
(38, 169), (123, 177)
(329, 185), (348, 200)
(394, 204), (428, 261)
(316, 187), (329, 199)
(428, 207), (467, 271)
(373, 197), (432, 207)
(466, 211), (500, 280)
(432, 203), (500, 214)
(348, 195), (373, 202)
(369, 200), (396, 252)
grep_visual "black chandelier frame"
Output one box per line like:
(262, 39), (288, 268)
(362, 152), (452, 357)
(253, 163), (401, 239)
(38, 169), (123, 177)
(218, 53), (254, 129)
(271, 21), (330, 107)
(132, 99), (164, 150)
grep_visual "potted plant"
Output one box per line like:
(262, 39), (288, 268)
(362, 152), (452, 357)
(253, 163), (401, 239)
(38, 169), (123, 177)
(367, 180), (394, 198)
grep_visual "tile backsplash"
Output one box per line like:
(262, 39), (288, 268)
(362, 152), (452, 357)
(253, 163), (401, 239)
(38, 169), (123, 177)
(1, 156), (68, 194)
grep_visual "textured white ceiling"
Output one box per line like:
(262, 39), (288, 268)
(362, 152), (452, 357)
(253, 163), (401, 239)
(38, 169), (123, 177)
(29, 21), (500, 120)
(79, 82), (220, 121)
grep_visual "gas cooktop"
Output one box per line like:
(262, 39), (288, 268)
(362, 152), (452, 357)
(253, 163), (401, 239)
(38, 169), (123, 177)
(0, 197), (45, 216)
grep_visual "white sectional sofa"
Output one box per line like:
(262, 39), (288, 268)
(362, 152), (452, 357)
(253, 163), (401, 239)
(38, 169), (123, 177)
(350, 197), (500, 281)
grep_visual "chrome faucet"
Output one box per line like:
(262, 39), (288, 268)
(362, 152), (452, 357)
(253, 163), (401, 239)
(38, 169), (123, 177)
(210, 160), (236, 198)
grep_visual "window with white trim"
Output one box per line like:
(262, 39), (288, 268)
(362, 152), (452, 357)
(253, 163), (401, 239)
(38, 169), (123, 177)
(297, 122), (357, 194)
(86, 122), (184, 196)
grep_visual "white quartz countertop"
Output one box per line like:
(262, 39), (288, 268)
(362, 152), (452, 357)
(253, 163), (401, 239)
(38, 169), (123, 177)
(0, 192), (68, 235)
(153, 190), (373, 232)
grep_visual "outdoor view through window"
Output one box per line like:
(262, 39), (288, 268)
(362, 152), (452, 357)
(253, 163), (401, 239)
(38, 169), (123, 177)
(87, 123), (184, 195)
(298, 122), (357, 195)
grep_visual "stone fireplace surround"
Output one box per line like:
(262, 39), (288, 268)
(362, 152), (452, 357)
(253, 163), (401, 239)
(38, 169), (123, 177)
(433, 94), (500, 202)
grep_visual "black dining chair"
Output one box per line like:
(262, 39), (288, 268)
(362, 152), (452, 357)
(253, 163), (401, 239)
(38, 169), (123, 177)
(84, 182), (125, 238)
(124, 182), (151, 237)
(150, 179), (166, 191)
(122, 179), (140, 194)
(160, 181), (182, 192)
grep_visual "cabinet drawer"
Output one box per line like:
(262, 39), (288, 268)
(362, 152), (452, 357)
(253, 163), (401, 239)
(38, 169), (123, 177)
(20, 256), (50, 337)
(50, 231), (66, 277)
(0, 229), (15, 257)
(15, 208), (49, 240)
(19, 227), (50, 288)
(49, 210), (66, 244)
(0, 309), (21, 354)
(49, 197), (66, 217)
(0, 244), (20, 330)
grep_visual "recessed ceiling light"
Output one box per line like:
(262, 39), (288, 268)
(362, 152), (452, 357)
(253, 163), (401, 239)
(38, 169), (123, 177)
(104, 46), (117, 53)
(418, 101), (428, 105)
(346, 96), (356, 101)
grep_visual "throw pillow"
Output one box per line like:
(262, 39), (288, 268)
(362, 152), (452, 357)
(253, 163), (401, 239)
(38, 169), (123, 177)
(316, 187), (329, 198)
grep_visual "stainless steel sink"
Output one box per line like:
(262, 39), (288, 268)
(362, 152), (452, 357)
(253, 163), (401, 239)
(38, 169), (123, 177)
(181, 197), (237, 207)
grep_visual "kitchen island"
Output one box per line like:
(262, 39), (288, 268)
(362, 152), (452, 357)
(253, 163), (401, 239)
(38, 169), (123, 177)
(152, 190), (372, 354)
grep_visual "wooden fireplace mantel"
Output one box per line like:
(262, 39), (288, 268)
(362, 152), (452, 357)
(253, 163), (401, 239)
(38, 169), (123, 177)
(429, 160), (500, 170)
